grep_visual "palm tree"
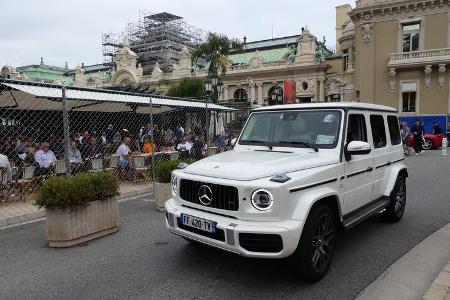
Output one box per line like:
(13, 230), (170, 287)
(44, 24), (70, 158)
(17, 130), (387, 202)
(192, 32), (243, 77)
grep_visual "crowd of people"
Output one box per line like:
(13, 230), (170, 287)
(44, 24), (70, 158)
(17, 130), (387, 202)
(400, 120), (448, 156)
(0, 122), (235, 182)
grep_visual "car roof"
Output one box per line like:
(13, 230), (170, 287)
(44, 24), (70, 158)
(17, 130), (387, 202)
(252, 102), (397, 113)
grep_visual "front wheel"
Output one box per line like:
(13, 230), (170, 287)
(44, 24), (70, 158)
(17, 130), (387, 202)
(292, 205), (336, 282)
(382, 175), (406, 222)
(423, 138), (433, 150)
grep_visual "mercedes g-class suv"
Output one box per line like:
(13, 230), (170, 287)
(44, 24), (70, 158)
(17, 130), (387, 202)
(165, 103), (408, 281)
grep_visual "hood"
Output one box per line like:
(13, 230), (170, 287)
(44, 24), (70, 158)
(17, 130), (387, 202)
(183, 150), (339, 181)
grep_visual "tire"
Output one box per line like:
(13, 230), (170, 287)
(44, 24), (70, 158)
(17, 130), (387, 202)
(423, 138), (433, 150)
(291, 205), (337, 282)
(382, 175), (406, 222)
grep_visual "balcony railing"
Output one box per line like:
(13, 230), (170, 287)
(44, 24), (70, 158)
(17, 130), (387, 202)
(388, 48), (450, 67)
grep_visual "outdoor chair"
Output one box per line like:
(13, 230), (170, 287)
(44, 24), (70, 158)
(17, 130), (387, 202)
(16, 165), (36, 202)
(131, 156), (151, 182)
(88, 158), (103, 173)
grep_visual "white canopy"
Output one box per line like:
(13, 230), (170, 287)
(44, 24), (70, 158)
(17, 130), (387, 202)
(0, 81), (235, 114)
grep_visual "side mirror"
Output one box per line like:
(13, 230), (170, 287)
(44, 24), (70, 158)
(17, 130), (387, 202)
(345, 141), (371, 161)
(230, 138), (237, 147)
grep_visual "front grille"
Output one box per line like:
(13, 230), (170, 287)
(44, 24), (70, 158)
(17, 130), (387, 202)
(177, 217), (225, 241)
(239, 233), (283, 253)
(179, 179), (239, 211)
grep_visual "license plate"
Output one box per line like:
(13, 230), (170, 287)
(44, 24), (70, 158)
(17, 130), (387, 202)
(180, 214), (216, 233)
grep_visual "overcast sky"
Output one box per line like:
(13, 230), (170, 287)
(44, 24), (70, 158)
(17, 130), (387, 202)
(0, 0), (352, 68)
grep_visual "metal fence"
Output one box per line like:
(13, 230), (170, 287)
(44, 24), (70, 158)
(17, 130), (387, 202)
(0, 79), (251, 206)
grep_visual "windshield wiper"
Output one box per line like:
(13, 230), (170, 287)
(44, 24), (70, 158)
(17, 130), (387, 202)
(278, 141), (319, 152)
(243, 140), (273, 151)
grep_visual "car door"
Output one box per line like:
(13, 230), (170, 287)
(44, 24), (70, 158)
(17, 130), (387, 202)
(369, 114), (391, 200)
(342, 113), (374, 215)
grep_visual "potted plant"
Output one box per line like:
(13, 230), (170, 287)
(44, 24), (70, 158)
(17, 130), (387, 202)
(154, 159), (194, 211)
(35, 172), (120, 248)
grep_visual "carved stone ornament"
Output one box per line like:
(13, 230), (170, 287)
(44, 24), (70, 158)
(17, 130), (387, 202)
(151, 63), (163, 80)
(361, 23), (373, 43)
(249, 50), (264, 68)
(438, 64), (446, 90)
(296, 78), (315, 94)
(389, 68), (396, 92)
(424, 65), (432, 89)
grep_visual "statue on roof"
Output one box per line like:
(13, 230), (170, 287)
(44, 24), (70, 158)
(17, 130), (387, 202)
(288, 45), (297, 64)
(315, 36), (328, 63)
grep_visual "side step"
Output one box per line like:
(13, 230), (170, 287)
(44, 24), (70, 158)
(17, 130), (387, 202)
(342, 196), (391, 229)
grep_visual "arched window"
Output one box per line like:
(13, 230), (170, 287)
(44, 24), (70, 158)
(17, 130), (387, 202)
(268, 85), (283, 106)
(234, 88), (248, 102)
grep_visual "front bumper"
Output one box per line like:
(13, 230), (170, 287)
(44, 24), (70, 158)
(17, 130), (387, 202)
(165, 198), (304, 258)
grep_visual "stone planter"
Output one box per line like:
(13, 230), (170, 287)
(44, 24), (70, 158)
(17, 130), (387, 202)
(154, 182), (172, 212)
(45, 197), (119, 248)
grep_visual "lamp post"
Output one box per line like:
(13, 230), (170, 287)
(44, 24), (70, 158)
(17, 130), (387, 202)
(204, 75), (224, 145)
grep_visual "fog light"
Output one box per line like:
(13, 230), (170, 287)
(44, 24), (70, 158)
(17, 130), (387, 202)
(251, 189), (273, 211)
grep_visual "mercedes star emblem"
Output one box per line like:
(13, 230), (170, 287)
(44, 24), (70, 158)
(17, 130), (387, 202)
(198, 185), (213, 206)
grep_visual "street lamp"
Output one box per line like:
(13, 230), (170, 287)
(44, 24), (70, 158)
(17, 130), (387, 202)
(204, 75), (224, 142)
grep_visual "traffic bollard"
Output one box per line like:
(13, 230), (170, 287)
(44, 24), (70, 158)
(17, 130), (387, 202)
(441, 137), (448, 156)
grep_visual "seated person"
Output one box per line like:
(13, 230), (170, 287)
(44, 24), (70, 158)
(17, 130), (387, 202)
(82, 137), (103, 160)
(191, 136), (205, 160)
(131, 139), (142, 155)
(143, 137), (156, 154)
(116, 137), (131, 167)
(67, 141), (84, 174)
(17, 146), (37, 167)
(34, 142), (57, 175)
(177, 135), (193, 159)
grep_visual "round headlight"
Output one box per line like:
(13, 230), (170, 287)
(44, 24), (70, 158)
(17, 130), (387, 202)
(171, 175), (178, 195)
(251, 189), (273, 211)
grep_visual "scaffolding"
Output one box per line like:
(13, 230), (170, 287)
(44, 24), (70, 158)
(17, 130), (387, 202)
(102, 11), (205, 76)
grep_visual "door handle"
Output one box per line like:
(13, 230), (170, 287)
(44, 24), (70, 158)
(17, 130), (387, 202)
(366, 167), (373, 172)
(386, 161), (392, 166)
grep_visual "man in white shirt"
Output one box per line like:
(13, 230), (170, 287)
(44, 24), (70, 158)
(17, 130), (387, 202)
(116, 137), (131, 167)
(34, 142), (57, 175)
(0, 152), (12, 181)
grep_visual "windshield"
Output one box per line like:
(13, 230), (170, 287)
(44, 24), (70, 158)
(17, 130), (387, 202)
(239, 110), (342, 149)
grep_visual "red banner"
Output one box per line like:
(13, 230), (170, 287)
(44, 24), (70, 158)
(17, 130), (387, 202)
(283, 80), (296, 104)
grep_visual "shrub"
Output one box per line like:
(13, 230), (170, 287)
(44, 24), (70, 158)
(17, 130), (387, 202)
(154, 159), (195, 183)
(35, 172), (120, 210)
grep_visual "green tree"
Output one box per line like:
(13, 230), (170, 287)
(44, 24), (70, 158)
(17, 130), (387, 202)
(166, 77), (204, 98)
(192, 32), (243, 76)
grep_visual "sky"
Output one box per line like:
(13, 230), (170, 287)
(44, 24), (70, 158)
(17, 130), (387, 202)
(0, 0), (352, 68)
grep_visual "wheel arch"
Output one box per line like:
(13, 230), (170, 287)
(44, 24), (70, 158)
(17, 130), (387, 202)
(382, 165), (408, 196)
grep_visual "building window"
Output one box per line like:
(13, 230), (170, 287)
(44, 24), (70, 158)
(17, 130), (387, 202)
(402, 23), (420, 52)
(343, 49), (349, 71)
(234, 88), (248, 102)
(401, 82), (417, 113)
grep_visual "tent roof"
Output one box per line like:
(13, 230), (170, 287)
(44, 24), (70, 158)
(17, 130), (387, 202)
(0, 79), (234, 114)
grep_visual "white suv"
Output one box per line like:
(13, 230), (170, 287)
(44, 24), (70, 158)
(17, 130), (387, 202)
(165, 103), (408, 281)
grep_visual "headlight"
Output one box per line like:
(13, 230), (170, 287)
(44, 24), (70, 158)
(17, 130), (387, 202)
(171, 175), (178, 195)
(251, 189), (273, 211)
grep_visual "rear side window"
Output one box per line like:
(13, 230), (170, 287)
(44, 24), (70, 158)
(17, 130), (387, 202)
(370, 115), (387, 148)
(387, 116), (401, 145)
(347, 114), (367, 144)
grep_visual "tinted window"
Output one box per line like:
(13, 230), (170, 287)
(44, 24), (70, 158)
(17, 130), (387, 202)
(347, 114), (367, 144)
(370, 115), (387, 148)
(387, 116), (401, 145)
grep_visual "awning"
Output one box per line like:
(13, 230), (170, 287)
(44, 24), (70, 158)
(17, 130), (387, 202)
(0, 81), (235, 114)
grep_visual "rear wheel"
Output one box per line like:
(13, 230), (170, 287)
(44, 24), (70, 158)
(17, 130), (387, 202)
(382, 175), (406, 222)
(292, 205), (336, 282)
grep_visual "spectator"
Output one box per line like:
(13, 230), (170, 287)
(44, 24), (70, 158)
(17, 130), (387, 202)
(74, 132), (83, 146)
(177, 135), (193, 152)
(191, 135), (205, 160)
(131, 139), (141, 155)
(0, 151), (12, 181)
(433, 121), (443, 135)
(411, 120), (425, 155)
(17, 146), (37, 167)
(400, 122), (411, 156)
(165, 128), (174, 145)
(116, 137), (131, 167)
(143, 137), (156, 154)
(68, 141), (82, 163)
(113, 131), (122, 145)
(82, 137), (103, 160)
(34, 142), (57, 175)
(105, 124), (114, 144)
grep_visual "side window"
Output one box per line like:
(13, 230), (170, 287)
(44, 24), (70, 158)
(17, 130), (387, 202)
(387, 116), (401, 145)
(370, 115), (387, 148)
(347, 114), (367, 144)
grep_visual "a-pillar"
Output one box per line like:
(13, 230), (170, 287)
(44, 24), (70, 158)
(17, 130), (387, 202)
(257, 83), (263, 105)
(319, 80), (325, 102)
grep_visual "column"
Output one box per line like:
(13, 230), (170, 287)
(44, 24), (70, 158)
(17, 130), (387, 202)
(257, 83), (263, 105)
(223, 85), (229, 101)
(319, 80), (325, 102)
(250, 84), (256, 104)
